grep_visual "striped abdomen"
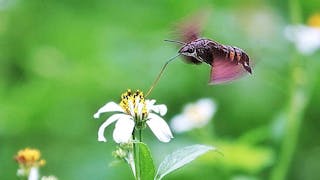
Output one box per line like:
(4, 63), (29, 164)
(211, 42), (252, 74)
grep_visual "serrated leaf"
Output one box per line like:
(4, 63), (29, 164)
(136, 142), (155, 180)
(155, 144), (215, 180)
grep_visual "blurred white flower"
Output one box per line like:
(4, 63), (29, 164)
(284, 25), (320, 55)
(94, 89), (173, 143)
(41, 175), (58, 180)
(170, 98), (217, 133)
(284, 14), (320, 55)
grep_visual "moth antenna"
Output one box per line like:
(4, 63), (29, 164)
(145, 54), (180, 97)
(164, 39), (186, 45)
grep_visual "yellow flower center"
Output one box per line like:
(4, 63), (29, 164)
(15, 148), (46, 167)
(308, 13), (320, 28)
(120, 89), (148, 120)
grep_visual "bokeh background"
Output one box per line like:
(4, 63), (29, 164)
(1, 0), (320, 179)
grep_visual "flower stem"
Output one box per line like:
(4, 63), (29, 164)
(133, 129), (142, 180)
(270, 57), (309, 180)
(289, 0), (302, 24)
(139, 128), (142, 142)
(271, 0), (310, 179)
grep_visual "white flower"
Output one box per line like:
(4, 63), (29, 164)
(15, 148), (46, 179)
(170, 98), (217, 133)
(284, 25), (320, 55)
(94, 89), (173, 143)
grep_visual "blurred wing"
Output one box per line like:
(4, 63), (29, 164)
(176, 11), (209, 43)
(176, 12), (208, 64)
(178, 21), (201, 43)
(209, 57), (247, 84)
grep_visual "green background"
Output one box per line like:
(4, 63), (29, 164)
(1, 0), (320, 179)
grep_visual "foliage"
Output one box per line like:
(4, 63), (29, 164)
(1, 0), (320, 179)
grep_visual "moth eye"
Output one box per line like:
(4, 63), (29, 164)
(187, 48), (194, 53)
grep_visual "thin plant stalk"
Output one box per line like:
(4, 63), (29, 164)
(270, 0), (310, 179)
(133, 129), (142, 180)
(270, 59), (309, 180)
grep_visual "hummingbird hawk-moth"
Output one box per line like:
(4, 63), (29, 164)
(145, 16), (253, 97)
(171, 17), (252, 84)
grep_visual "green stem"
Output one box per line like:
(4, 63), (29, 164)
(289, 0), (302, 24)
(133, 129), (142, 180)
(270, 64), (308, 180)
(271, 1), (309, 179)
(139, 128), (142, 142)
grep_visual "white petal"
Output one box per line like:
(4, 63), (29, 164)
(126, 152), (136, 177)
(147, 113), (173, 142)
(137, 102), (144, 120)
(152, 104), (167, 116)
(170, 114), (195, 133)
(98, 114), (124, 142)
(158, 105), (168, 116)
(146, 99), (167, 116)
(194, 98), (216, 126)
(128, 100), (135, 116)
(146, 99), (156, 107)
(284, 25), (320, 55)
(94, 102), (124, 118)
(28, 167), (39, 180)
(113, 116), (135, 143)
(17, 168), (24, 177)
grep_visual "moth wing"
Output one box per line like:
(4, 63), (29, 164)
(176, 13), (208, 64)
(209, 57), (247, 84)
(176, 11), (210, 43)
(178, 21), (201, 43)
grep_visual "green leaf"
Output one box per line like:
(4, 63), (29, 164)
(136, 142), (155, 180)
(155, 144), (215, 180)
